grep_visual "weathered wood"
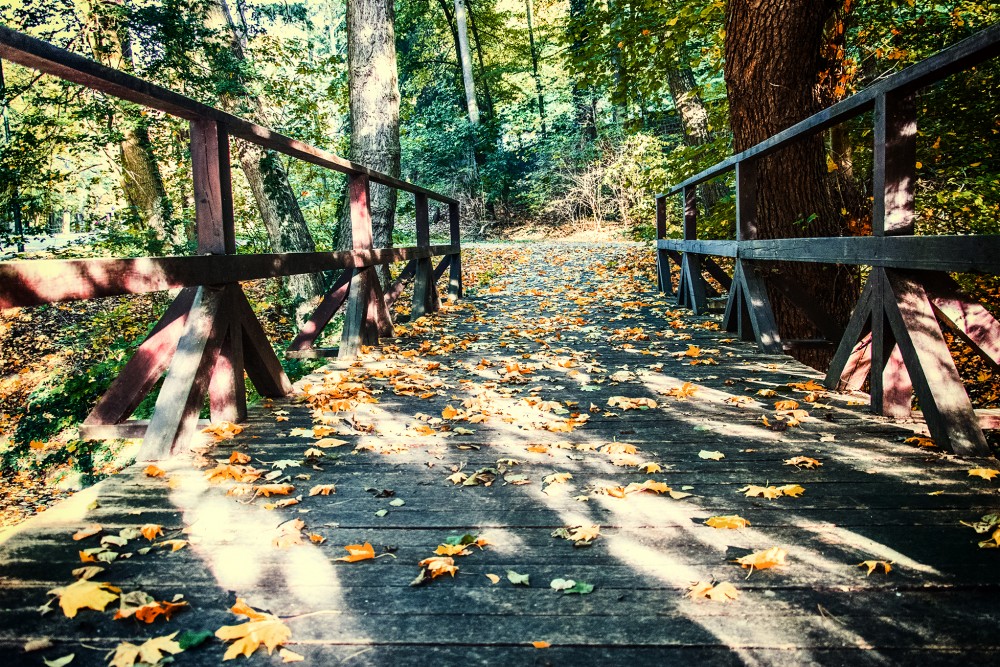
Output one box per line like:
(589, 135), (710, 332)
(79, 419), (212, 440)
(232, 287), (292, 397)
(138, 287), (226, 460)
(190, 119), (234, 254)
(411, 193), (435, 319)
(682, 185), (697, 241)
(825, 275), (876, 391)
(366, 268), (394, 338)
(384, 260), (417, 311)
(0, 245), (458, 308)
(737, 260), (783, 354)
(873, 92), (917, 237)
(882, 269), (989, 456)
(447, 202), (462, 301)
(924, 272), (1000, 370)
(208, 286), (247, 423)
(0, 26), (458, 205)
(341, 175), (378, 359)
(655, 196), (671, 294)
(677, 253), (707, 315)
(287, 270), (352, 353)
(83, 287), (197, 427)
(657, 236), (1000, 273)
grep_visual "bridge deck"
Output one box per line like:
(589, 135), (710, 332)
(2, 243), (999, 665)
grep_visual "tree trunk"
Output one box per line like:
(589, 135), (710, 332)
(525, 0), (545, 135)
(453, 0), (480, 125)
(338, 0), (402, 289)
(664, 53), (728, 213)
(568, 0), (596, 142)
(213, 0), (325, 313)
(466, 1), (495, 121)
(87, 2), (183, 249)
(724, 0), (858, 368)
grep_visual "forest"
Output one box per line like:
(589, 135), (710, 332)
(1, 0), (999, 485)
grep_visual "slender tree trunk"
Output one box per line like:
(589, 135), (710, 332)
(466, 2), (495, 121)
(87, 2), (183, 249)
(664, 53), (728, 213)
(525, 0), (545, 135)
(454, 0), (480, 125)
(338, 0), (401, 289)
(568, 0), (596, 142)
(213, 0), (325, 313)
(0, 61), (24, 252)
(725, 0), (858, 368)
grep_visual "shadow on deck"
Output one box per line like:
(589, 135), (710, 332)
(2, 243), (999, 666)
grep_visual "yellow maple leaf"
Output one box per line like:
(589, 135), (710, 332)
(969, 468), (1000, 481)
(904, 436), (936, 448)
(417, 556), (458, 578)
(48, 579), (120, 618)
(756, 388), (777, 397)
(216, 598), (292, 660)
(858, 560), (893, 576)
(140, 524), (163, 541)
(776, 484), (805, 497)
(336, 542), (376, 562)
(308, 484), (337, 496)
(435, 543), (472, 556)
(567, 525), (601, 542)
(774, 399), (800, 411)
(687, 581), (739, 602)
(542, 472), (573, 485)
(784, 456), (822, 469)
(787, 380), (825, 392)
(735, 547), (787, 572)
(442, 405), (460, 419)
(740, 484), (782, 499)
(683, 345), (701, 357)
(641, 462), (662, 473)
(447, 472), (468, 484)
(229, 451), (252, 464)
(109, 633), (183, 667)
(255, 484), (295, 497)
(705, 515), (751, 530)
(666, 382), (697, 399)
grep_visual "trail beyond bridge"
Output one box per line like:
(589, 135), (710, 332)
(3, 243), (1000, 665)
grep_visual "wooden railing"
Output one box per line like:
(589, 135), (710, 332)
(656, 24), (1000, 458)
(0, 27), (462, 460)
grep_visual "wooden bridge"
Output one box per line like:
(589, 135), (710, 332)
(2, 25), (1000, 667)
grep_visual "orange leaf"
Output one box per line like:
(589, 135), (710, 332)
(140, 524), (163, 541)
(336, 542), (376, 562)
(969, 468), (1000, 481)
(417, 556), (458, 578)
(532, 641), (551, 649)
(774, 400), (799, 411)
(705, 515), (750, 529)
(308, 484), (337, 496)
(735, 546), (787, 572)
(144, 465), (166, 478)
(255, 484), (295, 497)
(229, 451), (252, 464)
(72, 524), (102, 541)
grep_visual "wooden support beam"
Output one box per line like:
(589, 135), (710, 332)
(825, 275), (876, 390)
(924, 272), (1000, 370)
(433, 255), (451, 282)
(384, 260), (418, 311)
(882, 269), (989, 455)
(736, 260), (783, 354)
(678, 253), (708, 314)
(703, 257), (733, 291)
(412, 193), (436, 319)
(287, 270), (352, 353)
(341, 175), (378, 359)
(138, 287), (226, 460)
(208, 285), (247, 423)
(655, 196), (671, 295)
(191, 119), (235, 254)
(232, 287), (292, 397)
(448, 202), (462, 301)
(873, 92), (916, 237)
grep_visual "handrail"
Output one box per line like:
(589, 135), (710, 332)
(0, 26), (457, 204)
(656, 24), (1000, 460)
(0, 27), (462, 459)
(662, 22), (1000, 196)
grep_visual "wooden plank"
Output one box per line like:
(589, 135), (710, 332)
(738, 260), (783, 354)
(190, 119), (234, 254)
(882, 343), (914, 419)
(679, 253), (707, 314)
(655, 196), (670, 294)
(433, 255), (451, 282)
(79, 419), (212, 440)
(869, 268), (888, 415)
(924, 272), (1000, 370)
(341, 175), (377, 358)
(656, 236), (1000, 273)
(232, 287), (292, 397)
(366, 267), (394, 338)
(0, 27), (459, 205)
(721, 262), (741, 333)
(138, 287), (226, 460)
(873, 92), (916, 237)
(735, 160), (758, 241)
(411, 193), (434, 319)
(208, 285), (246, 423)
(882, 269), (989, 456)
(84, 287), (197, 426)
(702, 257), (732, 291)
(384, 260), (417, 311)
(448, 202), (462, 301)
(287, 270), (352, 352)
(682, 186), (697, 240)
(0, 245), (458, 308)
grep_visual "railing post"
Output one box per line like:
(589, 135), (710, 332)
(676, 185), (707, 314)
(411, 193), (435, 318)
(448, 201), (462, 301)
(340, 174), (378, 359)
(655, 195), (671, 295)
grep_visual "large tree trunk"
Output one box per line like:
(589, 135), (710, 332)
(338, 0), (401, 289)
(724, 0), (858, 368)
(87, 2), (184, 249)
(525, 0), (545, 135)
(567, 0), (596, 142)
(664, 52), (728, 214)
(454, 0), (480, 125)
(213, 0), (324, 314)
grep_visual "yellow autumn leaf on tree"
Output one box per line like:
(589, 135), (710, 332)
(735, 547), (787, 572)
(336, 542), (376, 562)
(216, 598), (292, 661)
(969, 468), (1000, 481)
(48, 579), (120, 618)
(705, 515), (751, 530)
(858, 560), (893, 576)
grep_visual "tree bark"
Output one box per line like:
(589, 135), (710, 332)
(664, 52), (728, 213)
(454, 0), (480, 125)
(338, 0), (402, 289)
(466, 1), (495, 121)
(568, 0), (596, 141)
(525, 0), (545, 135)
(213, 0), (325, 313)
(725, 0), (858, 368)
(87, 2), (184, 249)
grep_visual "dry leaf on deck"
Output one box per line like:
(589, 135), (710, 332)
(705, 515), (750, 530)
(969, 468), (1000, 481)
(784, 456), (822, 469)
(215, 598), (291, 661)
(335, 542), (376, 562)
(858, 560), (893, 576)
(699, 450), (725, 461)
(47, 579), (120, 618)
(735, 547), (787, 573)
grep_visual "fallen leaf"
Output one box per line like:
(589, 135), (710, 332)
(969, 468), (1000, 481)
(699, 450), (725, 461)
(215, 598), (291, 660)
(140, 524), (163, 541)
(314, 438), (349, 448)
(774, 400), (800, 411)
(72, 524), (102, 541)
(42, 654), (75, 667)
(784, 456), (822, 469)
(279, 648), (305, 663)
(486, 573), (501, 584)
(507, 570), (530, 586)
(256, 483), (295, 496)
(109, 633), (183, 667)
(735, 547), (787, 572)
(858, 560), (893, 576)
(144, 465), (166, 478)
(687, 581), (739, 602)
(532, 641), (551, 649)
(705, 515), (751, 530)
(335, 543), (376, 562)
(308, 484), (337, 496)
(47, 579), (120, 618)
